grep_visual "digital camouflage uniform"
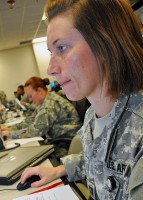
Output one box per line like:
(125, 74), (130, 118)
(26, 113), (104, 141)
(0, 90), (7, 106)
(61, 92), (143, 200)
(10, 92), (81, 140)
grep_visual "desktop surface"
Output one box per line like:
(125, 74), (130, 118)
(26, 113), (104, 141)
(0, 158), (62, 200)
(0, 154), (87, 200)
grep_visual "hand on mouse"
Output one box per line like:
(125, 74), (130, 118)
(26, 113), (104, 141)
(17, 175), (41, 191)
(20, 165), (66, 187)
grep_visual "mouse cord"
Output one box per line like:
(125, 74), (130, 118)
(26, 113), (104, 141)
(0, 188), (17, 191)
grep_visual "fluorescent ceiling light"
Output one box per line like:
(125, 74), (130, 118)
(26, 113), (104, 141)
(42, 13), (47, 21)
(32, 37), (47, 43)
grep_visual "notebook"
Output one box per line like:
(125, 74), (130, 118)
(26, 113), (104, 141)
(0, 145), (54, 185)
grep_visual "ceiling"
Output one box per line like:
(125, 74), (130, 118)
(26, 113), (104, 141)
(0, 0), (143, 52)
(0, 0), (47, 51)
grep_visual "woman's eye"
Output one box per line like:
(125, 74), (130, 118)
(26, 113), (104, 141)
(57, 45), (66, 53)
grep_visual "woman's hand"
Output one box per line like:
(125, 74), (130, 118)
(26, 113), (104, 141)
(0, 108), (5, 112)
(20, 165), (67, 187)
(20, 101), (27, 106)
(1, 127), (11, 137)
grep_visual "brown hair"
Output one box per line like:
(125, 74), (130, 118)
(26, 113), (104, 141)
(44, 0), (143, 98)
(24, 76), (49, 91)
(18, 85), (24, 91)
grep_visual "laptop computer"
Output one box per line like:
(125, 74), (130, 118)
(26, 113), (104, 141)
(0, 144), (54, 185)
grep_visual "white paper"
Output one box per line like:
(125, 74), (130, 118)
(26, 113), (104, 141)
(13, 185), (79, 200)
(5, 137), (44, 147)
(15, 98), (27, 111)
(4, 116), (25, 127)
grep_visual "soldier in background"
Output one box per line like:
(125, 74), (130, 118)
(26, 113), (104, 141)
(0, 90), (8, 108)
(15, 85), (25, 101)
(14, 85), (35, 113)
(2, 76), (81, 156)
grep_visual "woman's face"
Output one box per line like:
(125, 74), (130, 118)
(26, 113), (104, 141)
(47, 12), (101, 101)
(24, 85), (43, 106)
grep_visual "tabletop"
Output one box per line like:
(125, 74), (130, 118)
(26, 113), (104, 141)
(0, 141), (87, 200)
(0, 159), (62, 200)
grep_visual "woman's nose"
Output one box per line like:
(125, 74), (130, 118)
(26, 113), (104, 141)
(47, 58), (53, 75)
(47, 55), (60, 76)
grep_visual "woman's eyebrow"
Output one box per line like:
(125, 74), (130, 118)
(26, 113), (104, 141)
(53, 39), (59, 45)
(47, 39), (59, 51)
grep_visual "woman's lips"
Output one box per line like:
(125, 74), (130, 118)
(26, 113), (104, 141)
(60, 80), (71, 87)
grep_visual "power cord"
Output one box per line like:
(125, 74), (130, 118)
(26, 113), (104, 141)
(0, 143), (20, 152)
(0, 188), (17, 191)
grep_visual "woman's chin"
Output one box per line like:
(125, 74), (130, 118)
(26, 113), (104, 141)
(65, 92), (83, 102)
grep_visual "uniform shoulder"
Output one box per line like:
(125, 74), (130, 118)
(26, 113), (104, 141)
(129, 92), (143, 119)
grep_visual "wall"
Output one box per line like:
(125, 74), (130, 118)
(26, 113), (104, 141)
(0, 41), (55, 100)
(32, 41), (56, 81)
(0, 45), (40, 100)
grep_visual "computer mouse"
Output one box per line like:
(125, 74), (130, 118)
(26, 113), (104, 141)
(17, 175), (41, 191)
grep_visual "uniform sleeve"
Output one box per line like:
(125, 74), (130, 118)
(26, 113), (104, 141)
(28, 100), (59, 137)
(27, 109), (50, 137)
(25, 103), (36, 111)
(60, 151), (86, 182)
(128, 156), (143, 200)
(10, 104), (51, 138)
(9, 119), (32, 139)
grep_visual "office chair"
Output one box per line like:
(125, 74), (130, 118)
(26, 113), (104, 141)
(68, 135), (90, 200)
(68, 134), (83, 155)
(71, 98), (90, 123)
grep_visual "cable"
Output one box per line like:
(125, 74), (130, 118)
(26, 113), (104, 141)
(0, 143), (20, 152)
(0, 189), (17, 191)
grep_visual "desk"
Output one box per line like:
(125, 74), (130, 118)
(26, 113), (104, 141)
(0, 158), (62, 200)
(0, 153), (87, 200)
